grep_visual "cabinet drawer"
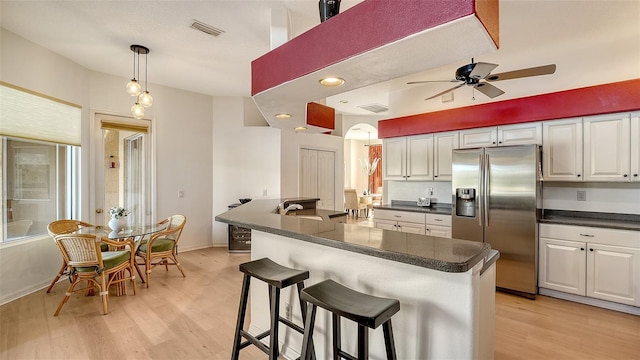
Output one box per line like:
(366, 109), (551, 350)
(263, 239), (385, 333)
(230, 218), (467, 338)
(539, 223), (639, 248)
(425, 214), (451, 226)
(374, 209), (425, 223)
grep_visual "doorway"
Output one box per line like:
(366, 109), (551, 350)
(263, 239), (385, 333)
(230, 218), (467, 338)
(92, 113), (154, 226)
(299, 148), (335, 210)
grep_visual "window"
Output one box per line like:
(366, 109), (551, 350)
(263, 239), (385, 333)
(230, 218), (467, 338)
(0, 82), (81, 243)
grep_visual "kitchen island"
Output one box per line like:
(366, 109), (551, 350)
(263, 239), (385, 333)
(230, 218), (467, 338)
(216, 198), (498, 359)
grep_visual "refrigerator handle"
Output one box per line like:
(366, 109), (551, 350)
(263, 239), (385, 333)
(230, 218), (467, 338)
(478, 154), (483, 227)
(484, 154), (490, 228)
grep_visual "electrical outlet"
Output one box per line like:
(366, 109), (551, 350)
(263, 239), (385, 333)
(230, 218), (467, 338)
(178, 190), (184, 198)
(577, 190), (586, 201)
(427, 187), (433, 196)
(263, 188), (268, 197)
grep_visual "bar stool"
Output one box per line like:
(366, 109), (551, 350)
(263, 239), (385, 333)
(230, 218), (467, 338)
(300, 279), (400, 360)
(231, 257), (314, 360)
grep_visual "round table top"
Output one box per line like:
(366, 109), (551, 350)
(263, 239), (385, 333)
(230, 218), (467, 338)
(72, 222), (167, 239)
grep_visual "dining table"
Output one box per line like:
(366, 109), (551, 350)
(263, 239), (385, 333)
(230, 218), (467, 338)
(71, 222), (168, 296)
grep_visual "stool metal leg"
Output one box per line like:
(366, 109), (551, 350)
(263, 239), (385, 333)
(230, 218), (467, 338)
(269, 286), (281, 360)
(301, 304), (317, 360)
(332, 314), (341, 360)
(231, 274), (251, 360)
(382, 320), (397, 360)
(357, 325), (368, 360)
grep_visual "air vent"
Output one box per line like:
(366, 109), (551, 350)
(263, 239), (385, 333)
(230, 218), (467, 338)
(190, 19), (225, 37)
(358, 103), (389, 113)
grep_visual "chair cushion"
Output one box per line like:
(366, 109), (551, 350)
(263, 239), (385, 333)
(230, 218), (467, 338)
(100, 243), (109, 252)
(137, 238), (175, 253)
(75, 250), (131, 272)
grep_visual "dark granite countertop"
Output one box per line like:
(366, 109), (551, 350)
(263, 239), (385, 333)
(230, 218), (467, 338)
(539, 209), (640, 231)
(215, 198), (491, 273)
(374, 200), (452, 215)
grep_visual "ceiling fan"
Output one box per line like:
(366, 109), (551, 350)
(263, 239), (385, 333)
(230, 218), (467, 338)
(407, 58), (556, 100)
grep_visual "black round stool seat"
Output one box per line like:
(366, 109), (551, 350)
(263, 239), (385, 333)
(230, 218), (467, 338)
(232, 257), (314, 360)
(300, 279), (400, 360)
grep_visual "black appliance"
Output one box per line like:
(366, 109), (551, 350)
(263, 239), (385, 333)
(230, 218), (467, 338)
(227, 202), (251, 253)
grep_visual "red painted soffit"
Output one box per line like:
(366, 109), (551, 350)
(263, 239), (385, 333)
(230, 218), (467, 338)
(378, 79), (640, 138)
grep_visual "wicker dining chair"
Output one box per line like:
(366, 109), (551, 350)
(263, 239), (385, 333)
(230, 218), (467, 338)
(135, 215), (187, 288)
(46, 220), (95, 293)
(53, 233), (136, 316)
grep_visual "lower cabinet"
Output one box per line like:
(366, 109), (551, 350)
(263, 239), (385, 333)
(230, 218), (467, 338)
(374, 209), (426, 235)
(539, 224), (640, 306)
(425, 213), (452, 238)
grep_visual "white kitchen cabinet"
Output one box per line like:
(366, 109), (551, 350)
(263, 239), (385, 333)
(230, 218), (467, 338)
(629, 112), (639, 182)
(539, 223), (640, 306)
(542, 118), (583, 181)
(584, 113), (631, 182)
(382, 135), (433, 181)
(433, 131), (459, 181)
(374, 209), (426, 235)
(459, 123), (542, 148)
(425, 213), (452, 238)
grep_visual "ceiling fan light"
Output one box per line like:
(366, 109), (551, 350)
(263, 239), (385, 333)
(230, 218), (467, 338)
(126, 79), (142, 96)
(131, 102), (145, 119)
(138, 91), (153, 107)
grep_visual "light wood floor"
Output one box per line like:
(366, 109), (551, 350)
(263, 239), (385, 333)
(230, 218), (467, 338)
(1, 247), (639, 359)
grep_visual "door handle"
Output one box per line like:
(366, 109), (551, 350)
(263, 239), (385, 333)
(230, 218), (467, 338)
(484, 154), (490, 228)
(96, 208), (103, 214)
(478, 154), (483, 227)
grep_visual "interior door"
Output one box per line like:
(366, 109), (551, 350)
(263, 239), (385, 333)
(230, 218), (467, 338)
(93, 113), (153, 227)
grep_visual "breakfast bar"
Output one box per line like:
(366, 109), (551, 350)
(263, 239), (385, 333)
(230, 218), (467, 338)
(216, 198), (498, 359)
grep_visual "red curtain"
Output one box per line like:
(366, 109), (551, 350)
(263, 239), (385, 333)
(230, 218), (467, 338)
(368, 144), (382, 193)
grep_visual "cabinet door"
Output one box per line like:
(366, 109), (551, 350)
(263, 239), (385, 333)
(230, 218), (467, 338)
(374, 219), (397, 231)
(630, 112), (639, 182)
(406, 135), (433, 181)
(427, 225), (451, 238)
(539, 238), (586, 295)
(584, 113), (631, 181)
(433, 131), (458, 181)
(459, 127), (497, 148)
(542, 118), (583, 181)
(586, 243), (640, 306)
(397, 221), (425, 235)
(498, 123), (542, 146)
(383, 138), (406, 180)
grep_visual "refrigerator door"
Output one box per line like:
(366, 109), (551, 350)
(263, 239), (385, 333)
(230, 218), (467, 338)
(485, 145), (539, 295)
(452, 148), (484, 243)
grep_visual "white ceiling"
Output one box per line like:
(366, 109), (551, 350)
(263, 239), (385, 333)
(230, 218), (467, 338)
(2, 1), (639, 122)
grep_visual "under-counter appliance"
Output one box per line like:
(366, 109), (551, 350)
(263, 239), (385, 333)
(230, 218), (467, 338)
(227, 202), (251, 253)
(452, 145), (541, 297)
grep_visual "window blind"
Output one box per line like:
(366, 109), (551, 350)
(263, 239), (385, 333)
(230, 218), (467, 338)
(0, 82), (81, 146)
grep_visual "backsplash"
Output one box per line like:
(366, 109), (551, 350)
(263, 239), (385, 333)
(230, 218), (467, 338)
(387, 180), (640, 215)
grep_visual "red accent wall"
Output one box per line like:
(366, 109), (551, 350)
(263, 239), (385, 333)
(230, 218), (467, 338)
(306, 102), (335, 130)
(252, 0), (483, 96)
(378, 79), (640, 138)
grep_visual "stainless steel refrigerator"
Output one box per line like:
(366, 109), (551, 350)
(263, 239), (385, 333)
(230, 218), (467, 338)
(452, 145), (541, 298)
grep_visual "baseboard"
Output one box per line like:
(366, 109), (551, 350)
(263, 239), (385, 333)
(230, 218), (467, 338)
(0, 279), (53, 307)
(539, 288), (640, 316)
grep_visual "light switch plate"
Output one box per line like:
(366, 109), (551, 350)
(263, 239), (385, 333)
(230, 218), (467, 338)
(577, 190), (586, 201)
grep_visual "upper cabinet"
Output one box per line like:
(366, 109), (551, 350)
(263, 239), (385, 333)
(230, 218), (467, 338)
(433, 131), (459, 181)
(631, 112), (640, 182)
(543, 118), (584, 181)
(584, 113), (631, 181)
(459, 123), (542, 148)
(383, 134), (433, 181)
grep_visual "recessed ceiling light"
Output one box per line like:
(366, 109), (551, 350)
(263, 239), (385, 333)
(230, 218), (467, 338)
(294, 126), (307, 131)
(319, 77), (345, 87)
(275, 113), (292, 119)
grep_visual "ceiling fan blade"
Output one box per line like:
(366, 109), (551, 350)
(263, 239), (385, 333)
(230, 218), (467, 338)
(475, 82), (504, 98)
(486, 64), (556, 82)
(407, 79), (458, 85)
(425, 83), (465, 100)
(469, 62), (499, 80)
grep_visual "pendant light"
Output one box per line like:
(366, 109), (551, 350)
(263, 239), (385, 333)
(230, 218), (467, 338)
(126, 45), (152, 118)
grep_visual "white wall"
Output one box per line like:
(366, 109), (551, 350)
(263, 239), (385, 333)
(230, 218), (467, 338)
(211, 97), (281, 246)
(387, 181), (452, 204)
(280, 131), (344, 210)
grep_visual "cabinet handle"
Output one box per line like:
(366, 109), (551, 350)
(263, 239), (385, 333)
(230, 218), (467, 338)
(434, 175), (438, 178)
(634, 174), (638, 177)
(492, 141), (496, 145)
(623, 174), (628, 177)
(589, 248), (594, 252)
(434, 218), (443, 222)
(498, 141), (502, 144)
(579, 233), (595, 237)
(394, 215), (401, 218)
(577, 174), (581, 177)
(580, 247), (585, 251)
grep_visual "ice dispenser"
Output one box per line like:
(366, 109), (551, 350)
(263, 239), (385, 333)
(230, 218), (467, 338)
(455, 188), (476, 217)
